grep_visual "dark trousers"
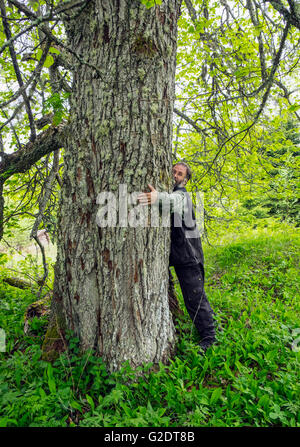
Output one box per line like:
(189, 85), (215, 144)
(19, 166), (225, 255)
(174, 263), (215, 344)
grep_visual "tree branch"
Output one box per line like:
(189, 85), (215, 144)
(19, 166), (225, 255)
(274, 79), (300, 122)
(264, 0), (300, 30)
(0, 125), (65, 182)
(8, 0), (107, 81)
(196, 21), (291, 182)
(0, 37), (51, 109)
(30, 149), (60, 296)
(0, 0), (36, 141)
(184, 0), (198, 22)
(174, 107), (206, 134)
(246, 0), (267, 79)
(8, 0), (89, 20)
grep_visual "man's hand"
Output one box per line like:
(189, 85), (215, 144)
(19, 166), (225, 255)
(137, 184), (158, 205)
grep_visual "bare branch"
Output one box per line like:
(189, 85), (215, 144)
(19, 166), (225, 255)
(31, 149), (60, 238)
(246, 0), (267, 79)
(0, 0), (36, 141)
(274, 79), (300, 122)
(0, 38), (51, 109)
(197, 21), (291, 181)
(174, 107), (206, 134)
(30, 149), (60, 295)
(8, 0), (107, 81)
(0, 124), (65, 181)
(184, 0), (198, 22)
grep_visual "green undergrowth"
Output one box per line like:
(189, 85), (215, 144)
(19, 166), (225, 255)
(0, 229), (299, 427)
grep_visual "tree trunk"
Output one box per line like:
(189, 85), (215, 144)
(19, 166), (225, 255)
(45, 0), (182, 371)
(168, 269), (184, 325)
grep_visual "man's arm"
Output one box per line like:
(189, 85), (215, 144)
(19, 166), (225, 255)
(138, 184), (188, 216)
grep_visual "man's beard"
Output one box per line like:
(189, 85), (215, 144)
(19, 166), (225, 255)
(174, 180), (185, 187)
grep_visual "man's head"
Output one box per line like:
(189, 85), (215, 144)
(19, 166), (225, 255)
(172, 162), (192, 187)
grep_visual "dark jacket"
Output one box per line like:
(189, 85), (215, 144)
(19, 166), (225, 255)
(169, 185), (204, 267)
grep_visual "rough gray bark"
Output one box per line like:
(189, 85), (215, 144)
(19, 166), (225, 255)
(46, 0), (182, 371)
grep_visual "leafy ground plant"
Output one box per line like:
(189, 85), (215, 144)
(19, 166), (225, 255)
(0, 228), (299, 427)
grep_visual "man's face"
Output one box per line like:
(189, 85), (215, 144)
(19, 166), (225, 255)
(172, 164), (187, 187)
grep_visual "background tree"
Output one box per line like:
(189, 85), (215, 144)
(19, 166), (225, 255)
(240, 117), (300, 225)
(173, 0), (299, 237)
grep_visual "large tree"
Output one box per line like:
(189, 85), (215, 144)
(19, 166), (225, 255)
(48, 0), (182, 370)
(1, 0), (183, 371)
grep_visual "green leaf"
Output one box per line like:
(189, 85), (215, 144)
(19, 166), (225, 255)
(119, 401), (132, 417)
(0, 418), (18, 427)
(36, 49), (43, 61)
(224, 362), (234, 378)
(140, 0), (162, 8)
(29, 0), (39, 11)
(257, 395), (269, 410)
(288, 104), (300, 113)
(210, 388), (223, 405)
(49, 47), (60, 55)
(47, 364), (56, 394)
(234, 67), (250, 79)
(52, 112), (63, 126)
(70, 400), (82, 412)
(86, 394), (95, 412)
(0, 253), (8, 265)
(39, 387), (47, 399)
(44, 55), (54, 68)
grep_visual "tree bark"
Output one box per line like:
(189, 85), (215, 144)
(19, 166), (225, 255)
(45, 0), (182, 371)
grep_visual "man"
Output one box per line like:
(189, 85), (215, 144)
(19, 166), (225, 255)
(138, 162), (216, 353)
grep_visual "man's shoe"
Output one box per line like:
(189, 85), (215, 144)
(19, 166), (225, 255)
(198, 338), (215, 355)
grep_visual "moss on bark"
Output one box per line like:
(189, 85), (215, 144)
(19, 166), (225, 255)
(41, 315), (66, 363)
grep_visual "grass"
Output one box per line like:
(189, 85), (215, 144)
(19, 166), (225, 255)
(0, 228), (299, 427)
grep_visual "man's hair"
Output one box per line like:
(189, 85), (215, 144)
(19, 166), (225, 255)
(174, 162), (192, 182)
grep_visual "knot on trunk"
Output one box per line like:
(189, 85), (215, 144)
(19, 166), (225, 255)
(133, 34), (158, 58)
